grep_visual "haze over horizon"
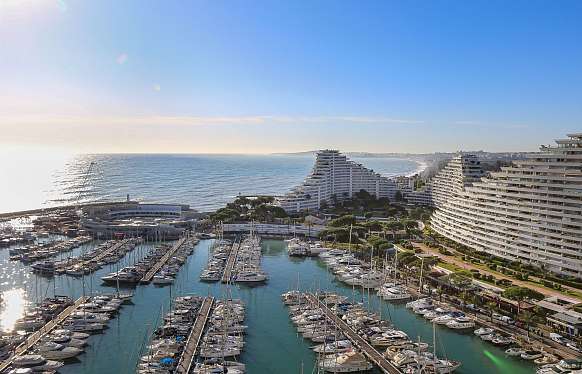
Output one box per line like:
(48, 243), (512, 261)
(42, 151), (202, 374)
(1, 1), (581, 154)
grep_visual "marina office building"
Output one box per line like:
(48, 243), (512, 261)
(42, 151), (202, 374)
(279, 150), (397, 213)
(430, 133), (582, 278)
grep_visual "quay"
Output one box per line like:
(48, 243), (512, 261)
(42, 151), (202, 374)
(0, 296), (89, 373)
(175, 296), (214, 374)
(221, 238), (240, 283)
(140, 236), (188, 283)
(304, 293), (402, 374)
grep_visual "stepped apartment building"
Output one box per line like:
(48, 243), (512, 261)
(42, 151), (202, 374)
(279, 150), (397, 213)
(430, 133), (582, 278)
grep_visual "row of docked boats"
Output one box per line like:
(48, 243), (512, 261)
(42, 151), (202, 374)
(0, 229), (36, 247)
(319, 249), (384, 289)
(282, 291), (461, 373)
(59, 238), (141, 277)
(231, 235), (267, 284)
(406, 298), (476, 330)
(3, 294), (130, 373)
(199, 239), (233, 282)
(100, 242), (175, 285)
(286, 238), (323, 257)
(195, 299), (246, 373)
(151, 238), (196, 285)
(9, 236), (92, 263)
(138, 296), (205, 373)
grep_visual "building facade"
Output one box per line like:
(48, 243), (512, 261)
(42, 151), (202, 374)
(430, 134), (582, 278)
(279, 150), (397, 213)
(395, 176), (434, 206)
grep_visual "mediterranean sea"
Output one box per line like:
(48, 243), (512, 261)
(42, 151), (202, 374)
(0, 153), (422, 214)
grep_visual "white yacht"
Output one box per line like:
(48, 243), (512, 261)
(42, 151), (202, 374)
(36, 342), (83, 360)
(12, 355), (64, 372)
(446, 317), (475, 329)
(318, 350), (374, 372)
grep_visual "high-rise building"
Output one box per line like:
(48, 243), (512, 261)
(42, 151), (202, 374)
(430, 134), (582, 277)
(279, 150), (397, 213)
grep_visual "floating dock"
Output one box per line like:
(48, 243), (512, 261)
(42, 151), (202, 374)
(0, 296), (90, 373)
(174, 296), (215, 374)
(140, 236), (188, 283)
(220, 239), (240, 283)
(59, 239), (130, 272)
(304, 293), (402, 374)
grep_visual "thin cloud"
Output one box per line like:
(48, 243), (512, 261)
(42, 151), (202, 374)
(0, 114), (424, 127)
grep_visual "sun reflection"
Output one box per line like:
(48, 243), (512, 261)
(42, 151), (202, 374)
(1, 289), (27, 333)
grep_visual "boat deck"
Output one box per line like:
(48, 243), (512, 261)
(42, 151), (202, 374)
(175, 296), (214, 374)
(0, 296), (90, 373)
(140, 236), (188, 283)
(304, 293), (403, 374)
(220, 239), (240, 284)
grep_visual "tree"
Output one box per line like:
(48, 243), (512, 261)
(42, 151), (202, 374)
(486, 301), (498, 321)
(328, 215), (356, 228)
(384, 221), (403, 237)
(394, 190), (403, 201)
(503, 286), (544, 316)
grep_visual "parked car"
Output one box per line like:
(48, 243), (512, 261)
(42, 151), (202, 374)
(550, 333), (567, 344)
(493, 313), (515, 324)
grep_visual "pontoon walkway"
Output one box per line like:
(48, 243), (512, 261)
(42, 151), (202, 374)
(175, 296), (214, 374)
(0, 296), (90, 373)
(305, 293), (402, 374)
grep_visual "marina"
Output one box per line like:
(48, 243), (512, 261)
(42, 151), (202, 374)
(0, 237), (546, 373)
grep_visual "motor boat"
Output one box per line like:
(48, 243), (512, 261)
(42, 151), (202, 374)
(36, 342), (83, 360)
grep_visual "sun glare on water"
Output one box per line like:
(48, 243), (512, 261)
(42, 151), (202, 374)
(0, 288), (26, 333)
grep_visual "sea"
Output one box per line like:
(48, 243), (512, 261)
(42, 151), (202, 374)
(0, 153), (423, 214)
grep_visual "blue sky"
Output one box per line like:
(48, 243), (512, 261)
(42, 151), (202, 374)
(0, 0), (581, 153)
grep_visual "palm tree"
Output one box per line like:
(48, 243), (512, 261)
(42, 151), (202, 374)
(486, 301), (498, 322)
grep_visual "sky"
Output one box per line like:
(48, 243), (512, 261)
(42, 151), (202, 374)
(0, 0), (581, 154)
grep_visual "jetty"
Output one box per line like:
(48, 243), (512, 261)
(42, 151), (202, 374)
(0, 296), (89, 373)
(220, 239), (240, 283)
(175, 296), (215, 374)
(60, 239), (130, 272)
(140, 236), (188, 283)
(304, 293), (402, 374)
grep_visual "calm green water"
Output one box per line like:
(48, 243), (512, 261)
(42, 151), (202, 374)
(0, 239), (535, 373)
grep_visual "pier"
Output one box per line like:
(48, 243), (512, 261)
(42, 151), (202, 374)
(175, 296), (214, 374)
(304, 293), (402, 374)
(60, 239), (130, 272)
(140, 236), (188, 283)
(221, 239), (240, 283)
(0, 296), (89, 373)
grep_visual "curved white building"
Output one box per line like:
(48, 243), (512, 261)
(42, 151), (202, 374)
(279, 150), (397, 213)
(430, 134), (582, 277)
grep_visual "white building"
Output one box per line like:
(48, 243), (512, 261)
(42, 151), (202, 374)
(430, 134), (582, 278)
(395, 176), (433, 206)
(279, 150), (397, 213)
